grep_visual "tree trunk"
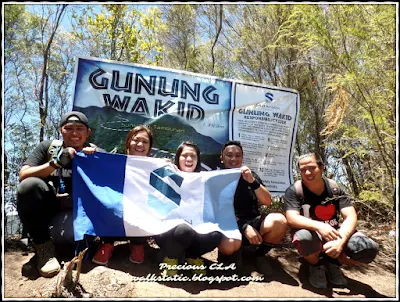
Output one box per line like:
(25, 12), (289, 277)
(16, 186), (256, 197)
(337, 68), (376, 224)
(340, 151), (359, 196)
(37, 4), (68, 141)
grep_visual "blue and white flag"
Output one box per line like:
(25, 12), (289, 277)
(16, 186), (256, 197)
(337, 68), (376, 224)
(72, 152), (242, 241)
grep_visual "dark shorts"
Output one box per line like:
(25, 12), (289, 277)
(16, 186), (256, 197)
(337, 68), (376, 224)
(237, 214), (274, 256)
(237, 214), (265, 232)
(237, 214), (266, 245)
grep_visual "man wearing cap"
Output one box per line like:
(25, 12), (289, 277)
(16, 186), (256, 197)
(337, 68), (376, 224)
(16, 111), (99, 278)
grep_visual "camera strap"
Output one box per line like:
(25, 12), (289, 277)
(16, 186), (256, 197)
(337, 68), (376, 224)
(58, 168), (66, 194)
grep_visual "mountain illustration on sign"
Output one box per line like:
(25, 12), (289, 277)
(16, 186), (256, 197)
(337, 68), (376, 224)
(74, 106), (224, 169)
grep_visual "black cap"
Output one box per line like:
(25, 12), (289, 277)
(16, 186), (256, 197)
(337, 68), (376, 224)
(59, 111), (89, 128)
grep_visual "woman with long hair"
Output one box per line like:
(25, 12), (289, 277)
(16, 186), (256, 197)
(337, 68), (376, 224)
(156, 141), (222, 276)
(92, 125), (153, 266)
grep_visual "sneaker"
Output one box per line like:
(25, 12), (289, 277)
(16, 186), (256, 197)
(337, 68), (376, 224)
(231, 249), (243, 273)
(308, 264), (327, 289)
(217, 249), (243, 275)
(186, 257), (207, 275)
(161, 256), (178, 276)
(35, 240), (61, 278)
(326, 262), (347, 287)
(92, 243), (114, 265)
(217, 250), (228, 264)
(255, 255), (272, 276)
(129, 244), (144, 264)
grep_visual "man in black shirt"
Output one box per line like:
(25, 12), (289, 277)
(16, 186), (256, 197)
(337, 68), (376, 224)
(218, 140), (287, 276)
(284, 153), (379, 289)
(17, 111), (99, 278)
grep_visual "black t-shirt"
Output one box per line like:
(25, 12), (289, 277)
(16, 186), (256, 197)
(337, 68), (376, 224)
(234, 172), (264, 221)
(23, 140), (96, 194)
(283, 178), (353, 229)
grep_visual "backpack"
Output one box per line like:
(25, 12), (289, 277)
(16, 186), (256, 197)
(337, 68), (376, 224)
(294, 178), (340, 202)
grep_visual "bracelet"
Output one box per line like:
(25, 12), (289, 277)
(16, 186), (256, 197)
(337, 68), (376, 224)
(249, 179), (260, 190)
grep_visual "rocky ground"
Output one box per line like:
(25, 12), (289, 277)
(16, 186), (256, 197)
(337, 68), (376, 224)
(3, 221), (397, 299)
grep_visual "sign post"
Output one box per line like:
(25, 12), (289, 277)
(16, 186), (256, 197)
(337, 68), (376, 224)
(72, 56), (299, 194)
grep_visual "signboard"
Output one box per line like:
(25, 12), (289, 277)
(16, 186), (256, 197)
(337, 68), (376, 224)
(72, 56), (299, 194)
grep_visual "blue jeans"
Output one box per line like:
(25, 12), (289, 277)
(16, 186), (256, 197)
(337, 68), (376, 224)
(292, 229), (379, 263)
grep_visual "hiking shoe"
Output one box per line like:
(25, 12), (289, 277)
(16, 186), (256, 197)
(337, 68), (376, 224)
(218, 249), (243, 275)
(217, 250), (227, 264)
(326, 262), (347, 287)
(129, 244), (144, 264)
(231, 249), (243, 273)
(161, 256), (178, 276)
(255, 255), (272, 276)
(92, 243), (114, 265)
(186, 257), (207, 275)
(308, 264), (327, 289)
(35, 240), (61, 278)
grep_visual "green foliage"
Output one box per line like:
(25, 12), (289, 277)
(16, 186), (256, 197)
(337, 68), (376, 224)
(72, 4), (165, 64)
(359, 190), (385, 203)
(3, 3), (396, 220)
(4, 4), (26, 49)
(158, 4), (202, 71)
(354, 190), (395, 223)
(277, 4), (396, 203)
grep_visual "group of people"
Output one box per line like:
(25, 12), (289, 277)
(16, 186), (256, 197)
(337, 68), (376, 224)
(17, 111), (380, 290)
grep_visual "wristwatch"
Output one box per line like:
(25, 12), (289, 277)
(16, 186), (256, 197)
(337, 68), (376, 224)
(49, 159), (61, 169)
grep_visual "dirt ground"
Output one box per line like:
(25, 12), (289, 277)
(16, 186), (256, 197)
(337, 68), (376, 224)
(3, 223), (397, 299)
